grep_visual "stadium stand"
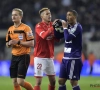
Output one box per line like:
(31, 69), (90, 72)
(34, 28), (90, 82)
(0, 0), (100, 60)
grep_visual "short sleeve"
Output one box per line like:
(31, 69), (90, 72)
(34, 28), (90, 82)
(25, 26), (34, 41)
(35, 24), (44, 36)
(6, 29), (11, 42)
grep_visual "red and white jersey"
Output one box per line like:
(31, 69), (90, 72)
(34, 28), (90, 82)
(34, 21), (59, 58)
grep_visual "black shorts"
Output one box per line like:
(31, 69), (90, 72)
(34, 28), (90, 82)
(10, 54), (30, 79)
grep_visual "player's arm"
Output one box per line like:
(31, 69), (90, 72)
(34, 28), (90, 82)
(62, 20), (82, 41)
(36, 24), (54, 39)
(20, 40), (34, 47)
(6, 30), (12, 48)
(22, 26), (34, 47)
(7, 39), (34, 47)
(6, 42), (11, 48)
(64, 25), (81, 41)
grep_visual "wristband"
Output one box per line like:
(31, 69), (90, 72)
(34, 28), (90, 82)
(64, 28), (68, 29)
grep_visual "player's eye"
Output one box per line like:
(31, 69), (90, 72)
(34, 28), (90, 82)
(46, 13), (49, 15)
(69, 14), (72, 16)
(46, 13), (50, 15)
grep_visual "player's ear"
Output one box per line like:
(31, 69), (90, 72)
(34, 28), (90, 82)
(40, 14), (42, 18)
(74, 16), (77, 20)
(40, 11), (45, 19)
(40, 12), (44, 18)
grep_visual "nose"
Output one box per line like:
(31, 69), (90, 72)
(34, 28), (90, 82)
(12, 16), (14, 18)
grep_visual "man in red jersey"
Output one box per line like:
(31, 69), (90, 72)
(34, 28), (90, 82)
(33, 8), (59, 90)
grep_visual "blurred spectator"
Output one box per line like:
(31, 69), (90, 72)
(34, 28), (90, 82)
(0, 0), (100, 60)
(90, 31), (100, 41)
(61, 0), (72, 7)
(88, 51), (96, 75)
(0, 0), (98, 32)
(0, 38), (6, 60)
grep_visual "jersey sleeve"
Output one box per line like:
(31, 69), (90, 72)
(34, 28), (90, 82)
(6, 29), (11, 42)
(35, 24), (54, 39)
(25, 26), (34, 41)
(64, 24), (82, 41)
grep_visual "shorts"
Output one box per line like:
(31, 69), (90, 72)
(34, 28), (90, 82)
(59, 59), (83, 80)
(10, 54), (30, 79)
(34, 57), (55, 77)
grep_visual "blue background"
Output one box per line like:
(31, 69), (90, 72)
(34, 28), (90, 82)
(0, 60), (100, 76)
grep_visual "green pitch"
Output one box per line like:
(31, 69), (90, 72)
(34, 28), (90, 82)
(0, 76), (99, 90)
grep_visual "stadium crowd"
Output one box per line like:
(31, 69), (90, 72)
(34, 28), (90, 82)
(0, 0), (100, 60)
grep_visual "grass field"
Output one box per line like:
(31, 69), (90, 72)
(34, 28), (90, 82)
(0, 76), (99, 90)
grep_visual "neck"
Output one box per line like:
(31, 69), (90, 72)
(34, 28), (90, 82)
(14, 21), (22, 27)
(70, 20), (77, 26)
(42, 20), (50, 24)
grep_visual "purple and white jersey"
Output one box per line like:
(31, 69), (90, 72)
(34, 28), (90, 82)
(63, 23), (82, 59)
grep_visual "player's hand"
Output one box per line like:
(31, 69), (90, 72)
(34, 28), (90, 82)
(61, 20), (68, 28)
(9, 39), (19, 45)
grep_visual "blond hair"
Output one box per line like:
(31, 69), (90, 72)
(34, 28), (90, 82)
(39, 8), (50, 15)
(12, 8), (23, 16)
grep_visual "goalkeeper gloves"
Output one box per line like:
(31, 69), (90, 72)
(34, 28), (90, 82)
(53, 19), (64, 33)
(53, 19), (62, 28)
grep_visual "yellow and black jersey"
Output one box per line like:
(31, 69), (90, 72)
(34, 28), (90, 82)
(6, 23), (34, 56)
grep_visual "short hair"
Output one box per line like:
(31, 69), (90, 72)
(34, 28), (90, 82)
(39, 8), (50, 15)
(68, 10), (78, 18)
(12, 8), (23, 16)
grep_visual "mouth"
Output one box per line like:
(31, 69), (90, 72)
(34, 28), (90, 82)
(12, 19), (16, 21)
(48, 18), (51, 21)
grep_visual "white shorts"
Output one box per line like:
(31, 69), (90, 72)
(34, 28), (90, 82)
(34, 57), (55, 77)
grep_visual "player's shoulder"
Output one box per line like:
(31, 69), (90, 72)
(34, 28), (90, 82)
(76, 23), (83, 31)
(35, 22), (43, 28)
(8, 25), (14, 31)
(21, 23), (31, 28)
(21, 23), (32, 32)
(77, 23), (82, 28)
(36, 22), (41, 26)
